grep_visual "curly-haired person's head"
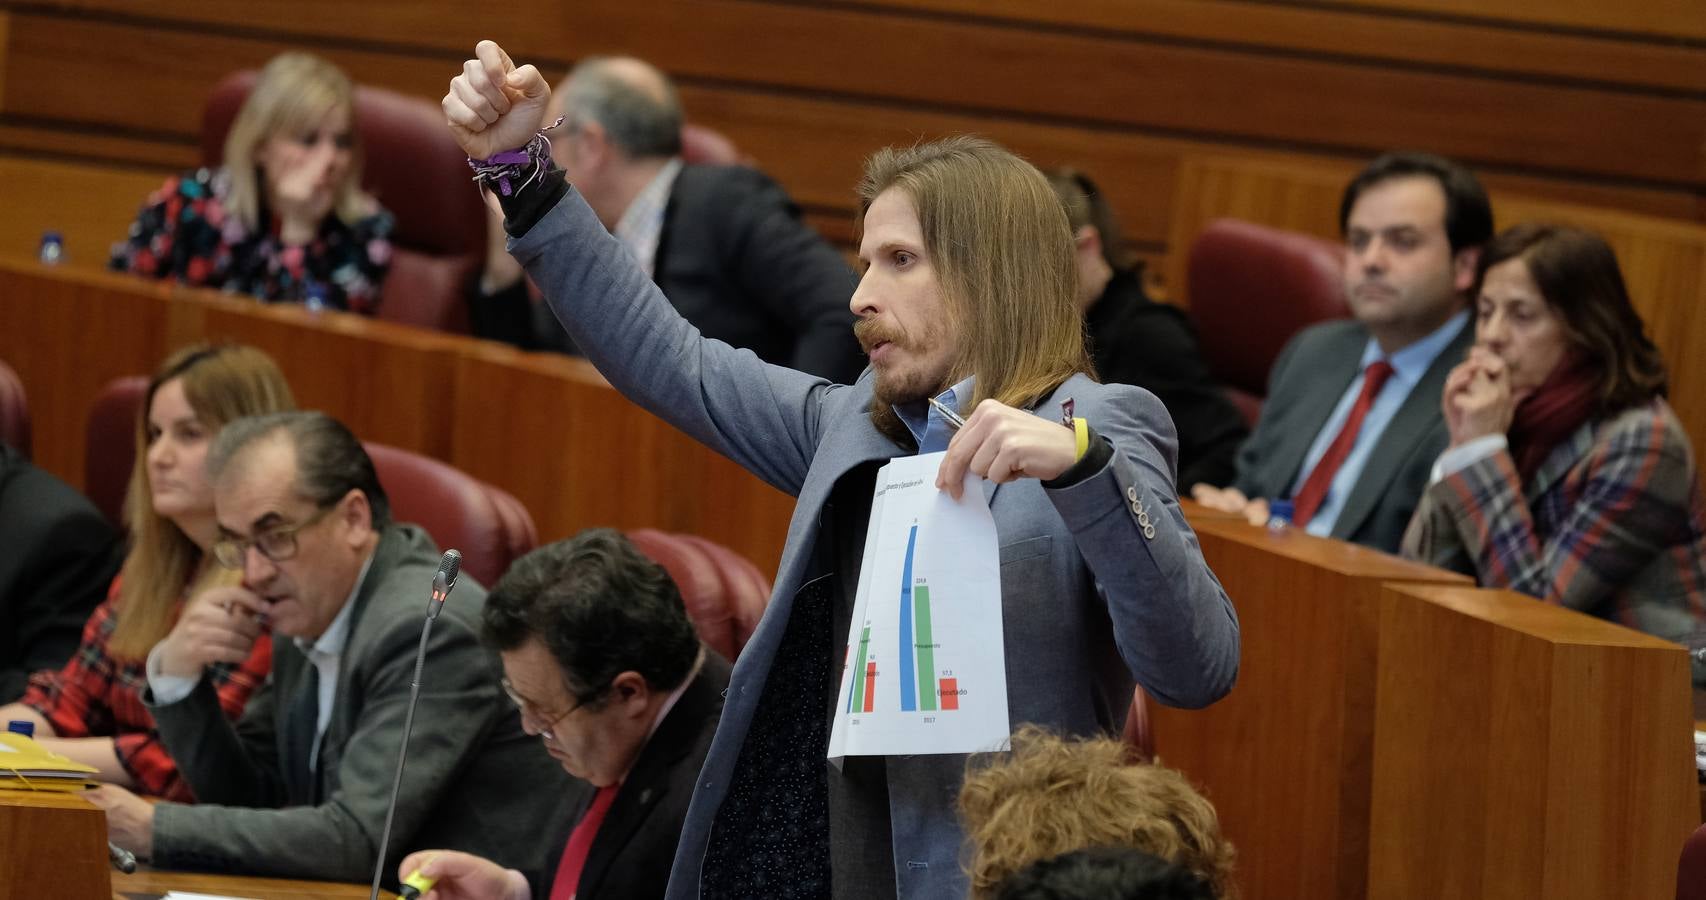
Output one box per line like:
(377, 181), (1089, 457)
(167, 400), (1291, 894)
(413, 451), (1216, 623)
(959, 726), (1236, 899)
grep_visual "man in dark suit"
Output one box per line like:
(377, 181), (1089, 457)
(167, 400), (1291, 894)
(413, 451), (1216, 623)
(468, 56), (866, 384)
(1192, 152), (1492, 553)
(398, 528), (730, 900)
(89, 412), (567, 888)
(0, 441), (123, 703)
(1044, 169), (1248, 489)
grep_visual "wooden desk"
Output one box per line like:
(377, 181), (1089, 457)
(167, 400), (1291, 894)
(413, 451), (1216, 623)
(0, 258), (794, 574)
(115, 869), (388, 893)
(113, 869), (390, 900)
(1152, 518), (1698, 899)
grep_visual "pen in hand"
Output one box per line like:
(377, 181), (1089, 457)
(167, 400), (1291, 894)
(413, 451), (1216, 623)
(927, 396), (965, 431)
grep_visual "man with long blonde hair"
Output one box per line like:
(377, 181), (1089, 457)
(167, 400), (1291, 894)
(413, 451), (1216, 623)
(444, 41), (1239, 900)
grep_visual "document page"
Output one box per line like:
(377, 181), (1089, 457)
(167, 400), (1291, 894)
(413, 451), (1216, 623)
(828, 452), (1010, 760)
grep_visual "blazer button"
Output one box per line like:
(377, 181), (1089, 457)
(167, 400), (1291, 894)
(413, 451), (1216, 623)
(1143, 524), (1156, 540)
(1126, 485), (1138, 503)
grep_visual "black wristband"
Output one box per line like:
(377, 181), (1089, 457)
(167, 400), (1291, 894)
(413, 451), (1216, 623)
(1042, 425), (1114, 489)
(498, 168), (569, 239)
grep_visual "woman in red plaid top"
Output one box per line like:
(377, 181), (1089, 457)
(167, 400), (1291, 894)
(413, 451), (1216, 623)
(1402, 224), (1706, 682)
(0, 344), (295, 798)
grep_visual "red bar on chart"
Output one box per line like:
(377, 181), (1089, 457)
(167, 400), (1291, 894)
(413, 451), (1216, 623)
(864, 661), (877, 713)
(939, 677), (958, 711)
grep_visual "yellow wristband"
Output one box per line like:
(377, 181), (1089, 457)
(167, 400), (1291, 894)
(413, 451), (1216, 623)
(1073, 417), (1090, 461)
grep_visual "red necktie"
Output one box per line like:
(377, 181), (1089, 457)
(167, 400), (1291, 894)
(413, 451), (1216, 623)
(550, 784), (620, 900)
(1291, 360), (1395, 527)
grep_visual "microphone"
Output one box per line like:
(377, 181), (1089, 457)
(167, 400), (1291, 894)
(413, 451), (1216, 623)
(369, 550), (464, 900)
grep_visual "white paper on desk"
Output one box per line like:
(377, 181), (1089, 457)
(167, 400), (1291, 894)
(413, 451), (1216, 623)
(827, 452), (1010, 761)
(163, 893), (261, 900)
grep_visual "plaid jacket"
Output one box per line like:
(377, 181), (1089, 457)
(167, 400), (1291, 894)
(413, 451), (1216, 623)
(21, 576), (273, 800)
(1402, 398), (1706, 672)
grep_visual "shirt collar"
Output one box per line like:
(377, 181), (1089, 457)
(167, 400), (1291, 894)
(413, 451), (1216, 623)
(612, 157), (684, 277)
(1359, 309), (1469, 387)
(614, 644), (707, 787)
(895, 376), (976, 449)
(294, 549), (375, 660)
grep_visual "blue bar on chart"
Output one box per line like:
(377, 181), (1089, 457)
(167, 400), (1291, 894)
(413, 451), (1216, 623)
(898, 524), (918, 712)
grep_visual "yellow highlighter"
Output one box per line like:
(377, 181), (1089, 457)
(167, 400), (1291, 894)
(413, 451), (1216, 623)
(398, 868), (437, 899)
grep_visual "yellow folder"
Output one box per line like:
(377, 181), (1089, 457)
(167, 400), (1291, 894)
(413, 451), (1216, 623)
(0, 732), (99, 791)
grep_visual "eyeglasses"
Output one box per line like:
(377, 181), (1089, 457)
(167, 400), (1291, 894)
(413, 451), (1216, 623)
(501, 677), (604, 740)
(211, 505), (337, 570)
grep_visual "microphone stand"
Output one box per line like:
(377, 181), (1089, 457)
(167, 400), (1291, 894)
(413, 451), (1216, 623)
(369, 550), (461, 900)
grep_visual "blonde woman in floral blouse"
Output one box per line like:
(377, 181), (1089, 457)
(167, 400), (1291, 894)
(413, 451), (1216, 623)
(111, 52), (393, 313)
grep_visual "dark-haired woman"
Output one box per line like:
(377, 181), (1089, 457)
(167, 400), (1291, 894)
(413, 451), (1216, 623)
(1401, 224), (1706, 674)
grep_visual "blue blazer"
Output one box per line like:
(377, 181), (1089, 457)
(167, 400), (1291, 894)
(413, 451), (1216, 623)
(511, 187), (1241, 900)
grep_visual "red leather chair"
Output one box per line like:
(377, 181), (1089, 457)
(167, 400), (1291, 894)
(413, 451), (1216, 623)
(680, 123), (745, 166)
(0, 359), (30, 458)
(363, 442), (538, 589)
(627, 529), (772, 661)
(1186, 219), (1350, 425)
(202, 71), (487, 334)
(1121, 685), (1154, 763)
(1680, 822), (1706, 900)
(84, 375), (150, 528)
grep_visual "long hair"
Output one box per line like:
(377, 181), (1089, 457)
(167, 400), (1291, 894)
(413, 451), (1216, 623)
(222, 52), (371, 234)
(959, 726), (1236, 899)
(858, 137), (1090, 419)
(110, 344), (296, 659)
(1476, 223), (1667, 415)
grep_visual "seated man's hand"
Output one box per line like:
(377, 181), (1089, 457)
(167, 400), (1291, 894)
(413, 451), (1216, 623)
(444, 41), (552, 161)
(153, 585), (266, 680)
(398, 850), (530, 900)
(1189, 484), (1271, 527)
(937, 399), (1078, 500)
(87, 784), (154, 861)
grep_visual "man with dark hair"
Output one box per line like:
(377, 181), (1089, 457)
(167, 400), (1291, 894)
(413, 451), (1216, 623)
(1044, 168), (1248, 488)
(88, 411), (567, 888)
(446, 43), (1238, 900)
(399, 528), (730, 899)
(1193, 151), (1491, 553)
(468, 55), (866, 383)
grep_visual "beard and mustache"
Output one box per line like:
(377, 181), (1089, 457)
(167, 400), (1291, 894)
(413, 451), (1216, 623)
(856, 315), (955, 447)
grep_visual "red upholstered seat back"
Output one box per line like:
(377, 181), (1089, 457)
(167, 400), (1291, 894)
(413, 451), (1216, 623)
(0, 359), (30, 458)
(680, 123), (745, 166)
(362, 442), (537, 588)
(1121, 685), (1155, 763)
(84, 375), (150, 528)
(627, 528), (772, 661)
(1679, 823), (1706, 900)
(202, 71), (486, 334)
(1187, 219), (1350, 422)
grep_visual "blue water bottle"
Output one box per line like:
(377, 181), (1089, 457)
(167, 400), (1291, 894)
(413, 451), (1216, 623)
(7, 719), (35, 738)
(304, 279), (328, 314)
(38, 231), (64, 266)
(1266, 499), (1295, 532)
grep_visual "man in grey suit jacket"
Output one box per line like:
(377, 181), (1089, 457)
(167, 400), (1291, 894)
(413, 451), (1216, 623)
(90, 412), (567, 888)
(1192, 152), (1492, 553)
(446, 43), (1239, 900)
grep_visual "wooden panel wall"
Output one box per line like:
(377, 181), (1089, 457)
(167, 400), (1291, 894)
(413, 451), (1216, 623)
(1, 0), (1702, 293)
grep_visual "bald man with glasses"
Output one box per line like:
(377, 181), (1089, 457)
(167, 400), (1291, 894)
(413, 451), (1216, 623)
(88, 411), (568, 890)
